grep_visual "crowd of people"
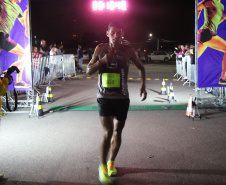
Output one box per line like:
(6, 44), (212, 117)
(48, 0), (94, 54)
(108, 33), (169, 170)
(175, 44), (195, 58)
(175, 44), (195, 78)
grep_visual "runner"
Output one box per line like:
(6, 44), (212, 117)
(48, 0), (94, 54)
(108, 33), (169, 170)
(198, 0), (226, 84)
(0, 0), (30, 88)
(86, 21), (147, 184)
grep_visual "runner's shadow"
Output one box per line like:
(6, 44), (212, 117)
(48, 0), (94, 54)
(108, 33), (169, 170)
(44, 97), (94, 115)
(116, 167), (226, 177)
(147, 88), (161, 95)
(153, 100), (165, 103)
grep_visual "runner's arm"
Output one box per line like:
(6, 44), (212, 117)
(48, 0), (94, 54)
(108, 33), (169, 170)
(129, 47), (147, 101)
(86, 45), (107, 76)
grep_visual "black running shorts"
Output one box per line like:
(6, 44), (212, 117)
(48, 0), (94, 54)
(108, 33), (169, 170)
(97, 98), (130, 121)
(0, 32), (17, 51)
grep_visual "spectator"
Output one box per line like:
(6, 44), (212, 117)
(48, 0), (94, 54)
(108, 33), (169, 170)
(185, 45), (191, 56)
(40, 39), (49, 56)
(49, 44), (58, 80)
(190, 44), (195, 55)
(181, 45), (186, 56)
(32, 46), (42, 89)
(75, 57), (84, 73)
(59, 43), (65, 54)
(88, 48), (93, 61)
(175, 45), (181, 53)
(77, 45), (85, 72)
(56, 45), (62, 55)
(56, 43), (65, 55)
(49, 44), (57, 56)
(190, 44), (195, 64)
(184, 45), (191, 77)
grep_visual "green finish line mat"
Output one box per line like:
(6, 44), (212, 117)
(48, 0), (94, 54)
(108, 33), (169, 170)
(49, 105), (187, 112)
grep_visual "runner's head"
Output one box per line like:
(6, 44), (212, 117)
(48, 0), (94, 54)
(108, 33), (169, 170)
(107, 21), (124, 46)
(33, 46), (38, 53)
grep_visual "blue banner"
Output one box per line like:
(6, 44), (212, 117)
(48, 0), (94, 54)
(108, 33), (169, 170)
(198, 0), (226, 87)
(0, 0), (31, 91)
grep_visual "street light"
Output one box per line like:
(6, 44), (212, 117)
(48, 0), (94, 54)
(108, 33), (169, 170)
(149, 33), (159, 51)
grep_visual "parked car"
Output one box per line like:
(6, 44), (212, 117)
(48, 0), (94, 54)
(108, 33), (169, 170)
(147, 51), (171, 62)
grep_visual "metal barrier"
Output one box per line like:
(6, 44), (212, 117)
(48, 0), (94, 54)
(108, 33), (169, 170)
(175, 55), (195, 86)
(33, 54), (76, 87)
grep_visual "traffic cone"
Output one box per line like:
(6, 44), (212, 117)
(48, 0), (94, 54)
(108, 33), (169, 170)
(161, 79), (167, 95)
(36, 93), (44, 117)
(186, 94), (193, 117)
(168, 83), (176, 102)
(47, 86), (54, 102)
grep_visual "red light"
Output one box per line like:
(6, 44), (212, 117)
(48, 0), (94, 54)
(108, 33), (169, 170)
(92, 1), (127, 11)
(73, 35), (77, 37)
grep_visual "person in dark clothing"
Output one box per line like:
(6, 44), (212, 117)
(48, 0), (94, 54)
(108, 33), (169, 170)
(77, 45), (85, 72)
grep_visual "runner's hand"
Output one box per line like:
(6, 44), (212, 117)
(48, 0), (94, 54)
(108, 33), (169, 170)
(140, 86), (147, 101)
(101, 48), (117, 64)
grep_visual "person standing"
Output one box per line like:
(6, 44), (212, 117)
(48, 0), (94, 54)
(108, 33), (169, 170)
(88, 47), (93, 61)
(77, 45), (85, 72)
(32, 46), (42, 89)
(40, 39), (49, 56)
(86, 21), (147, 184)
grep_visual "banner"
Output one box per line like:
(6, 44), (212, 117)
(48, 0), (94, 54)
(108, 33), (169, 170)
(0, 0), (32, 91)
(198, 0), (226, 87)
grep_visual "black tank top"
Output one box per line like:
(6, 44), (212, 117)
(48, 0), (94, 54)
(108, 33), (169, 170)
(97, 44), (129, 99)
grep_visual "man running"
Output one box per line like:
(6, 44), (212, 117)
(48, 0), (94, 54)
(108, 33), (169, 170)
(0, 0), (30, 87)
(86, 21), (147, 184)
(198, 0), (226, 84)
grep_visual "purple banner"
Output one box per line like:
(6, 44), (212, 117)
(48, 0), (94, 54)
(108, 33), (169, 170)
(198, 0), (226, 87)
(0, 0), (32, 91)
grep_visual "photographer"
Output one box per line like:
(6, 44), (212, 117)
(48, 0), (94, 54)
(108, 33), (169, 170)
(0, 66), (20, 117)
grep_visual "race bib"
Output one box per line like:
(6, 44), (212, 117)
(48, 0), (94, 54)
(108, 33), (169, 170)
(102, 73), (120, 88)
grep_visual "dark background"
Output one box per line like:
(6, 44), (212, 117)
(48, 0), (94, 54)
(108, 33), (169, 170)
(30, 0), (195, 51)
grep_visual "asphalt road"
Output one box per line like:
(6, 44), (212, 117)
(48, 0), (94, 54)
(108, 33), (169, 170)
(0, 62), (226, 185)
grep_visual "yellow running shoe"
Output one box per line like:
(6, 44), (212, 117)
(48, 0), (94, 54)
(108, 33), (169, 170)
(0, 112), (6, 117)
(99, 164), (112, 184)
(0, 173), (4, 179)
(107, 160), (117, 176)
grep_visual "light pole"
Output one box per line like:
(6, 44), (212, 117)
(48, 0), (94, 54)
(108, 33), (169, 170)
(149, 33), (159, 51)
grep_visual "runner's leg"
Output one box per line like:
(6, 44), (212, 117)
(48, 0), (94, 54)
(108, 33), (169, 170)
(100, 116), (114, 165)
(109, 119), (126, 161)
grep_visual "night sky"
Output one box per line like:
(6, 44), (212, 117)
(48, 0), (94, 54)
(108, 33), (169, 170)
(30, 0), (195, 49)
